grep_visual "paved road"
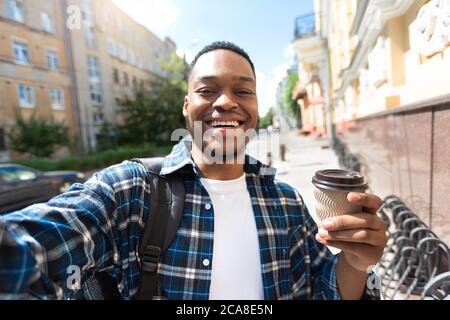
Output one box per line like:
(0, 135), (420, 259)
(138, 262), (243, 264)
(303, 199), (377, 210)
(248, 130), (340, 223)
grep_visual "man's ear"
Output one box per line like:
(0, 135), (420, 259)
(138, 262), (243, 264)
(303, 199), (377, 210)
(183, 96), (189, 117)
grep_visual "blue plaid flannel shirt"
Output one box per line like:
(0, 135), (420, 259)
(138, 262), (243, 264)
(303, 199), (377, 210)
(0, 136), (380, 300)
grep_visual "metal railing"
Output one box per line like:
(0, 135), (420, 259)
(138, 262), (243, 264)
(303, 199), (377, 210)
(377, 196), (450, 300)
(294, 12), (317, 39)
(331, 136), (362, 173)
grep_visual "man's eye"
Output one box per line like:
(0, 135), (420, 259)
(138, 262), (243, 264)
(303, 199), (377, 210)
(236, 90), (253, 96)
(197, 89), (216, 95)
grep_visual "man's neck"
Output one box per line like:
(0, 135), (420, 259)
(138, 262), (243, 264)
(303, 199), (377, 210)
(191, 145), (244, 180)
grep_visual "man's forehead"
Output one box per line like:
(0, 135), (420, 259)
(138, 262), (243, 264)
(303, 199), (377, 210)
(190, 49), (255, 82)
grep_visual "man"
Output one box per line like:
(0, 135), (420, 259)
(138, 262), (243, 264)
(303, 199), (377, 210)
(0, 41), (387, 300)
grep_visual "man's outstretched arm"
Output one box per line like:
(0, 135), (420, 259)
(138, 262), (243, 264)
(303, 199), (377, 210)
(0, 161), (148, 299)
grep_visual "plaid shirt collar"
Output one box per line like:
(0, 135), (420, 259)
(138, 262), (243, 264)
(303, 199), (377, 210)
(160, 134), (277, 179)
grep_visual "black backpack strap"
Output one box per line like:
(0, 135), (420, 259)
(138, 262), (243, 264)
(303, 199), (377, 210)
(131, 157), (185, 300)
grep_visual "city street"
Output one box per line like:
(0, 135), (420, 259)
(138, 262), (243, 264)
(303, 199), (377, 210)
(248, 130), (339, 223)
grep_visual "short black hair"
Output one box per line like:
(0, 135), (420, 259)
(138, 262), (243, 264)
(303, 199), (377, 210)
(190, 41), (256, 77)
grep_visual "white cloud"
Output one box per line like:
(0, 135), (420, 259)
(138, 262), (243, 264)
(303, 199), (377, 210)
(284, 43), (295, 61)
(256, 64), (289, 117)
(111, 0), (180, 39)
(283, 43), (296, 64)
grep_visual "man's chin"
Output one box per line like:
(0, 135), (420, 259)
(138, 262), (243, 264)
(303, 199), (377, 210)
(202, 143), (247, 165)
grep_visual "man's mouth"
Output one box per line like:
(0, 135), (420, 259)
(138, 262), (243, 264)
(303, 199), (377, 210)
(206, 120), (245, 128)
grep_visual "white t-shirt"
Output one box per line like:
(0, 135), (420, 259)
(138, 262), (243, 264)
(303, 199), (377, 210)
(200, 174), (264, 300)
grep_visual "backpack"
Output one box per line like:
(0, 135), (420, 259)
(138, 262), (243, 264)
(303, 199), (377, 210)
(74, 157), (185, 300)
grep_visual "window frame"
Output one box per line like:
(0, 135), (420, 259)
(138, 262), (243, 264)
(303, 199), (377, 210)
(107, 38), (117, 56)
(49, 88), (65, 110)
(17, 84), (36, 108)
(7, 0), (24, 23)
(41, 12), (55, 34)
(13, 40), (30, 65)
(46, 49), (60, 71)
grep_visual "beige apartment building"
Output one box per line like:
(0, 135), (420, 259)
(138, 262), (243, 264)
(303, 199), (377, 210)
(0, 0), (76, 161)
(65, 0), (176, 153)
(0, 0), (176, 159)
(293, 0), (450, 243)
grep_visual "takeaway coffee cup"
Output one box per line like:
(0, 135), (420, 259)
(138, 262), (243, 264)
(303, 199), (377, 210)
(312, 169), (368, 223)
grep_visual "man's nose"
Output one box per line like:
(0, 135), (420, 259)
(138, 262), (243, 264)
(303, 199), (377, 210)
(212, 93), (238, 111)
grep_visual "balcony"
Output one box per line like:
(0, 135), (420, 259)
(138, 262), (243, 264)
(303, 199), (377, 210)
(294, 13), (316, 39)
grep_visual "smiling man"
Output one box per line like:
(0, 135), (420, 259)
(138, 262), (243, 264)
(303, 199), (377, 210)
(0, 41), (387, 300)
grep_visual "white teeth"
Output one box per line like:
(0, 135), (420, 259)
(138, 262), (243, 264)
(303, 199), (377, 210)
(210, 120), (240, 127)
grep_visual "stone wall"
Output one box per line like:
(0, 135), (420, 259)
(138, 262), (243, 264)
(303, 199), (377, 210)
(338, 94), (450, 244)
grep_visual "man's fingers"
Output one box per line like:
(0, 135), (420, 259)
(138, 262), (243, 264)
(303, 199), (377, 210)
(315, 236), (383, 260)
(347, 192), (382, 214)
(322, 213), (387, 231)
(317, 228), (387, 246)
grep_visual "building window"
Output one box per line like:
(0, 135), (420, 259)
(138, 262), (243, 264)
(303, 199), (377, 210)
(132, 76), (138, 90)
(89, 82), (103, 104)
(87, 56), (100, 79)
(49, 88), (65, 110)
(85, 26), (96, 48)
(107, 38), (117, 56)
(136, 55), (143, 69)
(128, 49), (136, 65)
(113, 68), (120, 84)
(93, 112), (104, 124)
(0, 128), (5, 151)
(41, 12), (55, 33)
(87, 56), (102, 104)
(118, 44), (127, 61)
(13, 41), (30, 65)
(123, 72), (129, 86)
(17, 85), (35, 108)
(7, 0), (24, 23)
(46, 49), (59, 71)
(140, 79), (145, 91)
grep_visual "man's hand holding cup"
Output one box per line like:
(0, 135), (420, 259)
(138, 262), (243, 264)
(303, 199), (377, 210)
(312, 170), (388, 272)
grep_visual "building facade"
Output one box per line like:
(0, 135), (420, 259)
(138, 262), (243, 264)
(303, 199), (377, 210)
(0, 0), (177, 159)
(0, 0), (76, 161)
(293, 0), (450, 244)
(64, 0), (176, 153)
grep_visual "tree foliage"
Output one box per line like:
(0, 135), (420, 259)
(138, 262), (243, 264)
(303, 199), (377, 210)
(258, 108), (274, 129)
(118, 53), (188, 145)
(283, 71), (302, 128)
(9, 114), (70, 158)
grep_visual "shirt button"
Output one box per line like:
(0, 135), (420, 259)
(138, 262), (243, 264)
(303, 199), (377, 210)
(203, 259), (210, 267)
(205, 203), (212, 210)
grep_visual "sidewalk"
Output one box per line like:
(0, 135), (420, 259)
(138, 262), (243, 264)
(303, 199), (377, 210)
(249, 130), (340, 222)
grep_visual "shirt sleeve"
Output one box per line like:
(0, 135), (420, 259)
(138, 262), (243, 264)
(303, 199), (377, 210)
(0, 161), (148, 300)
(295, 190), (381, 300)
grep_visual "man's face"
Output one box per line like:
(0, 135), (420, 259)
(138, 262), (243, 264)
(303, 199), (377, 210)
(184, 49), (258, 162)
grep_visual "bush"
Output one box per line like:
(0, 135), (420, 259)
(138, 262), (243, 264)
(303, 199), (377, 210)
(9, 114), (71, 158)
(11, 144), (174, 172)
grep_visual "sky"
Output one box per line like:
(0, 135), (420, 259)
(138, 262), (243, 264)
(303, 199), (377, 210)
(111, 0), (314, 116)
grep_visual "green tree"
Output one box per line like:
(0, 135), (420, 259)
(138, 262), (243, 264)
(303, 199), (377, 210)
(118, 53), (188, 145)
(284, 71), (302, 128)
(258, 108), (274, 129)
(96, 121), (118, 151)
(9, 114), (70, 158)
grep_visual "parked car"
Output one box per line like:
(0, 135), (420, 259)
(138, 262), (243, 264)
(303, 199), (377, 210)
(0, 164), (86, 214)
